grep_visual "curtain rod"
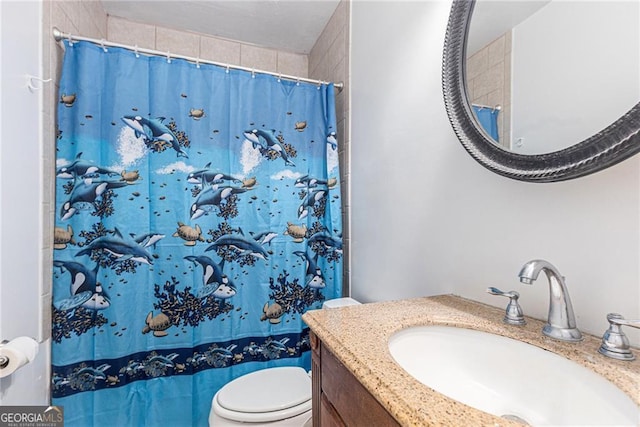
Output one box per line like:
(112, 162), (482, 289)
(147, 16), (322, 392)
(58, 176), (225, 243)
(52, 27), (343, 92)
(472, 102), (501, 111)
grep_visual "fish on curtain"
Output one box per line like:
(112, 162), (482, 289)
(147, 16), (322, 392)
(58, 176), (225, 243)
(51, 40), (342, 427)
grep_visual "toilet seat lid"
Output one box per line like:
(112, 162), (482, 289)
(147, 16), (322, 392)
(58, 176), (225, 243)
(217, 366), (311, 414)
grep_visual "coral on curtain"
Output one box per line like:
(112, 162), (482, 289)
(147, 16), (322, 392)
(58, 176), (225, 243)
(52, 40), (342, 426)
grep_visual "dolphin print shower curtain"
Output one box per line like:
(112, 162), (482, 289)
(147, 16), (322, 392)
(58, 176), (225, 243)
(52, 40), (342, 426)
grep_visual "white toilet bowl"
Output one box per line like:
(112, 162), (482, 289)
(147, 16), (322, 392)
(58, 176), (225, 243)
(209, 366), (313, 426)
(209, 297), (360, 426)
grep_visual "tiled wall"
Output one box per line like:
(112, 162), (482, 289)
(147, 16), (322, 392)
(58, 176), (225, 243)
(43, 1), (351, 295)
(106, 16), (308, 78)
(466, 31), (511, 148)
(309, 1), (350, 293)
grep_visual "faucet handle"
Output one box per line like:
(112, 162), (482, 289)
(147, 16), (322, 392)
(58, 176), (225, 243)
(486, 287), (526, 326)
(598, 313), (640, 361)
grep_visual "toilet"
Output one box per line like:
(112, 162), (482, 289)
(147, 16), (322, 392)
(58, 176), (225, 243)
(209, 297), (360, 426)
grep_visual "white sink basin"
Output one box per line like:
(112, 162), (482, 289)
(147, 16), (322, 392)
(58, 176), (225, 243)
(388, 326), (639, 426)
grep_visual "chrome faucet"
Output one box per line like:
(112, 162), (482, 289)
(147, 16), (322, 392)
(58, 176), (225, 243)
(518, 260), (583, 342)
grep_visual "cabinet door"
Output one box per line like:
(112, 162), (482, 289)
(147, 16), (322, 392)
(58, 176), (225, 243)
(320, 344), (400, 427)
(320, 393), (346, 427)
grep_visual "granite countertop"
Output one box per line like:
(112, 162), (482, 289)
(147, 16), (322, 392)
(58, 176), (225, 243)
(302, 294), (640, 426)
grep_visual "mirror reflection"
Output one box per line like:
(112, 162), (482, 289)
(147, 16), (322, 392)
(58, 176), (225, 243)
(467, 0), (639, 154)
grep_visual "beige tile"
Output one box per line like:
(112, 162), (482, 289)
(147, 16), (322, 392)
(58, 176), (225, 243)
(309, 55), (329, 82)
(504, 57), (512, 101)
(41, 201), (53, 251)
(277, 51), (308, 78)
(43, 3), (52, 81)
(319, 0), (346, 56)
(58, 1), (82, 30)
(466, 48), (487, 80)
(331, 56), (346, 86)
(326, 29), (346, 71)
(337, 116), (347, 148)
(335, 89), (346, 119)
(330, 1), (347, 39)
(472, 94), (489, 106)
(52, 44), (65, 87)
(43, 120), (53, 168)
(312, 34), (347, 82)
(199, 36), (241, 66)
(474, 61), (504, 98)
(468, 77), (480, 102)
(487, 34), (506, 67)
(310, 31), (331, 70)
(51, 1), (73, 34)
(156, 26), (199, 58)
(240, 44), (277, 72)
(309, 31), (330, 77)
(485, 88), (504, 109)
(308, 51), (322, 79)
(310, 0), (348, 81)
(80, 0), (107, 38)
(63, 1), (100, 39)
(312, 21), (332, 62)
(108, 16), (156, 50)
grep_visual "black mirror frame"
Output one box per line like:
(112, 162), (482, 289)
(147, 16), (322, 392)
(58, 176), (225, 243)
(442, 0), (640, 182)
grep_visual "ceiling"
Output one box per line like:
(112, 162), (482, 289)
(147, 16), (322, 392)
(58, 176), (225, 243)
(100, 1), (551, 57)
(100, 0), (341, 54)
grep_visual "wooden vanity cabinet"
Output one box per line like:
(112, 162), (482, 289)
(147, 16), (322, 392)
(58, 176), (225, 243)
(310, 331), (401, 427)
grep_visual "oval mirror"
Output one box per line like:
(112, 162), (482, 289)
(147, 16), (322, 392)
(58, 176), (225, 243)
(443, 0), (640, 182)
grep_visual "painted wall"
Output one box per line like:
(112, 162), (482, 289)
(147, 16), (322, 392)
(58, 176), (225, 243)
(350, 0), (640, 346)
(0, 0), (49, 405)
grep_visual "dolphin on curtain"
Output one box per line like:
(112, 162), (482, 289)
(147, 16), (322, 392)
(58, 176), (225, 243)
(121, 115), (188, 157)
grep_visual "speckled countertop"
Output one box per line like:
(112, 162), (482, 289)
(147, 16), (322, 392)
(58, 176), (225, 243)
(302, 295), (640, 426)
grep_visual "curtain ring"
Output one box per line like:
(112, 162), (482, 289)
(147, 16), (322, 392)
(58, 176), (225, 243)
(100, 39), (107, 52)
(225, 64), (230, 74)
(166, 51), (171, 63)
(251, 69), (256, 79)
(196, 57), (200, 69)
(134, 45), (140, 58)
(67, 34), (74, 47)
(296, 78), (300, 86)
(277, 74), (282, 83)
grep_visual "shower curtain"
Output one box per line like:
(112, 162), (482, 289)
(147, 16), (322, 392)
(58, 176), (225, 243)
(472, 105), (500, 142)
(52, 40), (342, 426)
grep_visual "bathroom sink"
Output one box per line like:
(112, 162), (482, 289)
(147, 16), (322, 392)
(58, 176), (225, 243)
(388, 326), (639, 426)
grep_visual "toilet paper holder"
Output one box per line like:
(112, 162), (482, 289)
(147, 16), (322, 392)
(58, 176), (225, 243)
(0, 340), (10, 369)
(0, 337), (39, 378)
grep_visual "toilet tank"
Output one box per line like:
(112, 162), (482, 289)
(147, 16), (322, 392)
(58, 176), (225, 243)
(322, 297), (360, 309)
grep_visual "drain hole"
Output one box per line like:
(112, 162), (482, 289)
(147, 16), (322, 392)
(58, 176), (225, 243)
(501, 414), (530, 425)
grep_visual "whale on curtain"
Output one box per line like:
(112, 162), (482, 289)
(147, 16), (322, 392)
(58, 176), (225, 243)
(51, 40), (342, 427)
